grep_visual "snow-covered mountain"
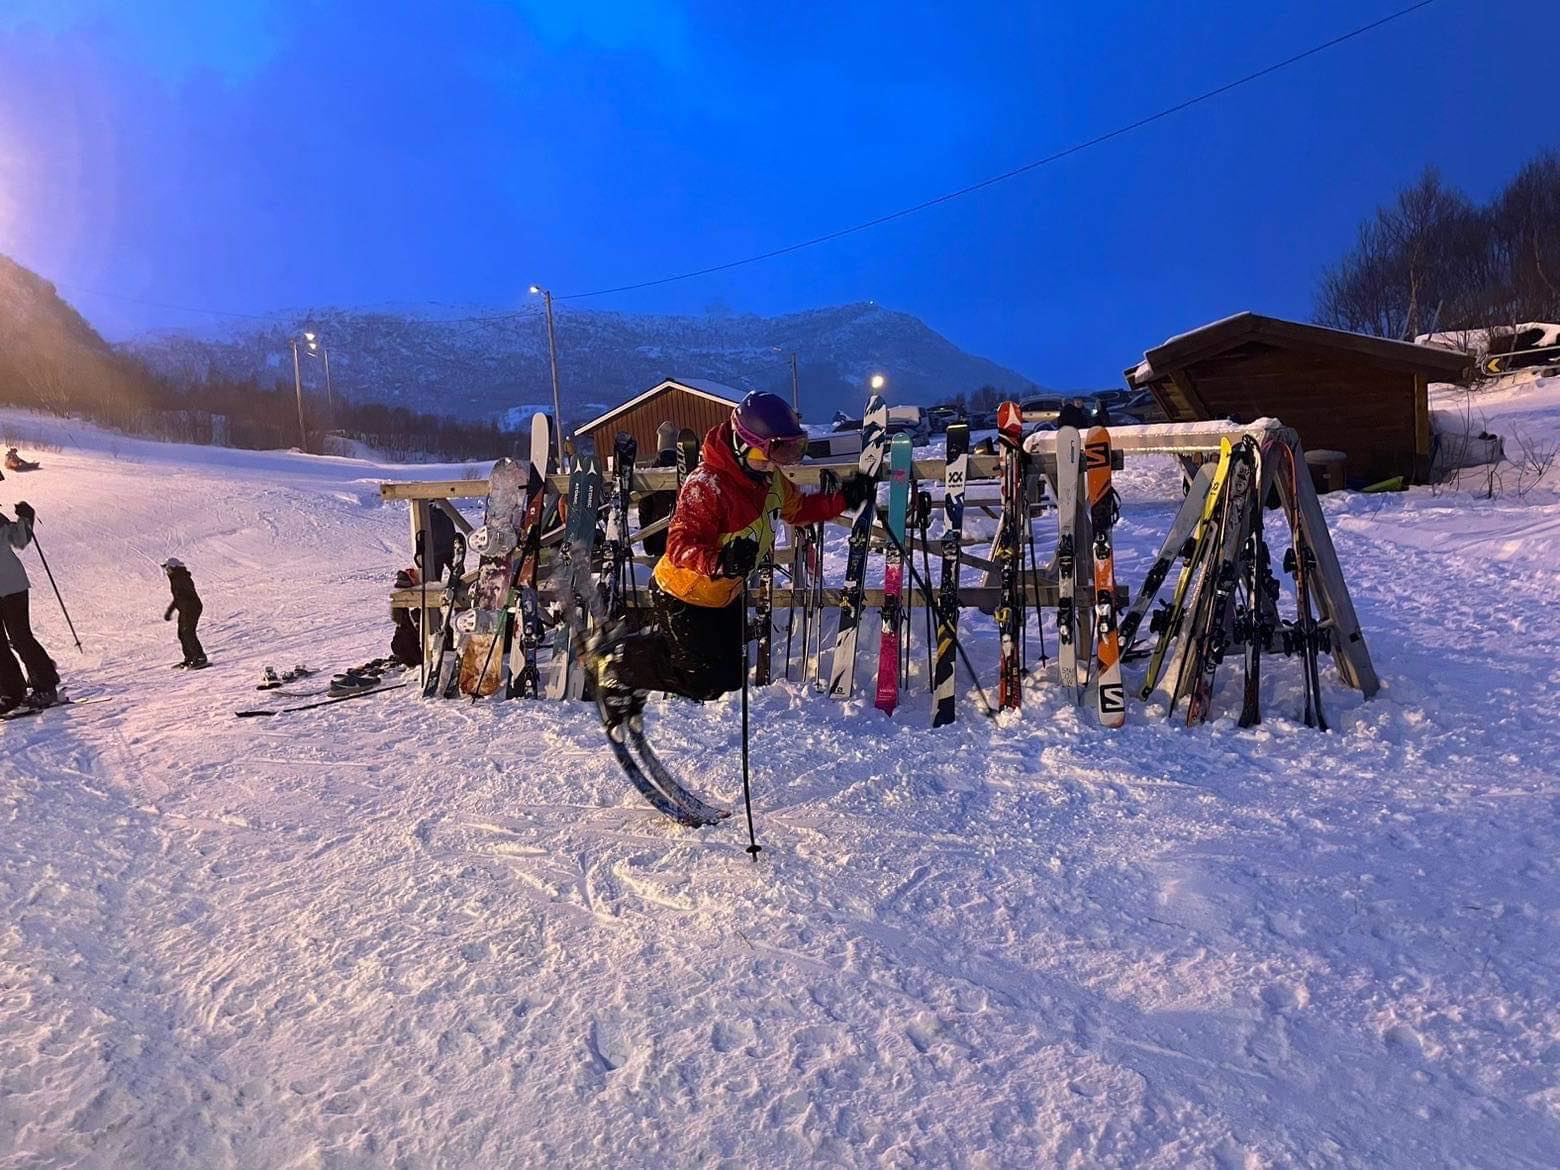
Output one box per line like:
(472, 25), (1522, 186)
(125, 302), (1045, 426)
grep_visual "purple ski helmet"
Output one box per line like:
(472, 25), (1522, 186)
(731, 391), (807, 466)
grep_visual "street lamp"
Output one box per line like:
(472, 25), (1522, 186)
(870, 373), (887, 392)
(771, 345), (801, 413)
(288, 334), (311, 452)
(301, 333), (334, 422)
(530, 285), (565, 468)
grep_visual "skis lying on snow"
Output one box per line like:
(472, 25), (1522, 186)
(2, 695), (111, 722)
(235, 683), (409, 718)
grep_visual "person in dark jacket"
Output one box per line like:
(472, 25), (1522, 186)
(0, 500), (61, 712)
(637, 421), (680, 559)
(162, 557), (208, 668)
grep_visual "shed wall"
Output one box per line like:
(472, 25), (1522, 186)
(579, 389), (735, 463)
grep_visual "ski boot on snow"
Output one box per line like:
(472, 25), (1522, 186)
(0, 693), (26, 717)
(25, 688), (61, 710)
(589, 624), (646, 738)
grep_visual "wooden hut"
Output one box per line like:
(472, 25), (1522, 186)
(574, 378), (742, 462)
(1126, 313), (1470, 483)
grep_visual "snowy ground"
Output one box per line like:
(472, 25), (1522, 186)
(1, 400), (1556, 1169)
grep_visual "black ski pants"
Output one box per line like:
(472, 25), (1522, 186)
(613, 581), (744, 701)
(176, 602), (205, 662)
(0, 589), (59, 699)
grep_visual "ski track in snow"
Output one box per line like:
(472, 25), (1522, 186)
(0, 408), (1557, 1169)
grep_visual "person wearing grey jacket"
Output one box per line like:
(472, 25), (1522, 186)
(0, 501), (61, 713)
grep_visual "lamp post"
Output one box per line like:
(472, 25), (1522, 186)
(289, 335), (309, 452)
(771, 345), (801, 413)
(529, 285), (564, 468)
(302, 334), (334, 422)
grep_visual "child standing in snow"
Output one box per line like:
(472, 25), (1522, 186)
(162, 557), (208, 668)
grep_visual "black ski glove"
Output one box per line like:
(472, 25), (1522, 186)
(14, 501), (34, 523)
(841, 475), (875, 511)
(716, 535), (760, 579)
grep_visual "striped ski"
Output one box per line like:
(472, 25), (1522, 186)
(931, 422), (969, 726)
(995, 402), (1025, 710)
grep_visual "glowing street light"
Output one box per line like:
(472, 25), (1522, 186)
(869, 373), (887, 392)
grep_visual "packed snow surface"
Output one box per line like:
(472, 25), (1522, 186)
(1, 395), (1556, 1169)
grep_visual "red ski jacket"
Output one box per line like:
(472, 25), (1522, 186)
(653, 421), (846, 608)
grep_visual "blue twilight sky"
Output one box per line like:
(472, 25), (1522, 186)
(0, 0), (1552, 388)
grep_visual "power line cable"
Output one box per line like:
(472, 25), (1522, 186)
(558, 0), (1441, 301)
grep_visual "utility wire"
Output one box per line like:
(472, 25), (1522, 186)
(558, 0), (1441, 302)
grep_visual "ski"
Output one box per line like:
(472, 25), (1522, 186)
(236, 683), (409, 718)
(1278, 442), (1329, 730)
(504, 414), (553, 699)
(931, 423), (969, 726)
(753, 549), (775, 686)
(675, 427), (700, 488)
(1084, 427), (1126, 728)
(1054, 426), (1082, 700)
(423, 528), (470, 699)
(1141, 440), (1234, 702)
(545, 454), (604, 701)
(874, 433), (913, 715)
(995, 402), (1025, 710)
(602, 433), (638, 621)
(1180, 439), (1257, 724)
(827, 394), (889, 699)
(1118, 463), (1215, 651)
(1, 696), (111, 722)
(1237, 441), (1281, 728)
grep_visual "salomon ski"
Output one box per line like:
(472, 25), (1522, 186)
(1084, 426), (1125, 728)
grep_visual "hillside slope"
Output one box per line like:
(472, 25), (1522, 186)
(127, 301), (1045, 424)
(0, 402), (1555, 1168)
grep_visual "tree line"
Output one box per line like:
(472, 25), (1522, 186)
(1316, 152), (1560, 342)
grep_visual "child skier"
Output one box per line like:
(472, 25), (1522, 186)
(592, 392), (872, 725)
(0, 500), (62, 713)
(161, 557), (208, 668)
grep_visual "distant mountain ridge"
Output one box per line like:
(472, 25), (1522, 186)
(126, 301), (1045, 425)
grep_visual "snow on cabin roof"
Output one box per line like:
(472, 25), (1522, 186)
(1129, 311), (1471, 385)
(573, 378), (743, 436)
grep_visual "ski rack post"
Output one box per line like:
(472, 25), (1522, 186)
(381, 418), (1378, 710)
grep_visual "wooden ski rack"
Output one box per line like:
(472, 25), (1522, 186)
(381, 418), (1376, 703)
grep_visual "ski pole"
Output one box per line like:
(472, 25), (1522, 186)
(874, 506), (996, 719)
(738, 579), (762, 863)
(28, 528), (83, 652)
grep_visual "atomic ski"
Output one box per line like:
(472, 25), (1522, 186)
(546, 454), (604, 701)
(1084, 427), (1125, 728)
(931, 422), (969, 726)
(874, 433), (913, 715)
(995, 402), (1025, 710)
(827, 394), (889, 699)
(1054, 426), (1082, 700)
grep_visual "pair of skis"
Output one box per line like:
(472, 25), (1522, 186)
(1053, 424), (1125, 727)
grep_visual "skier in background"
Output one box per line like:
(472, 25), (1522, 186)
(592, 392), (872, 724)
(636, 421), (680, 559)
(0, 500), (61, 712)
(161, 557), (208, 669)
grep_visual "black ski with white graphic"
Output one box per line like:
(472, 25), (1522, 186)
(545, 455), (604, 701)
(423, 531), (469, 698)
(827, 394), (890, 698)
(931, 422), (969, 726)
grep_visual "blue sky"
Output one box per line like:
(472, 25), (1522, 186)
(0, 0), (1551, 388)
